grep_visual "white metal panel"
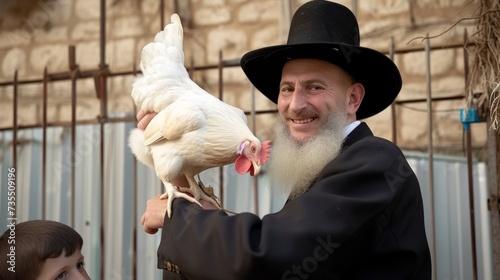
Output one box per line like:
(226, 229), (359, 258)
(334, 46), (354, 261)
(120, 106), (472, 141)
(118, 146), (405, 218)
(0, 126), (493, 280)
(406, 152), (493, 280)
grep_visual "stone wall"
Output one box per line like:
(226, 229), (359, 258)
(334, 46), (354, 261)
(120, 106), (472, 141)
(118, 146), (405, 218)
(0, 0), (498, 278)
(0, 0), (487, 157)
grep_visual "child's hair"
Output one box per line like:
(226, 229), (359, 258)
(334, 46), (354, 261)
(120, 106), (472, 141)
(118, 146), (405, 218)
(0, 219), (84, 280)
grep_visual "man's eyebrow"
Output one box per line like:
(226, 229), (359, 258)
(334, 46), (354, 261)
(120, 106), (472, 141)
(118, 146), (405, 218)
(280, 78), (326, 85)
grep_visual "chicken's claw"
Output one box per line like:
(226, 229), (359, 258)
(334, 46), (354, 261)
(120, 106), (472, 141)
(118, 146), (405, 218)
(197, 179), (221, 209)
(161, 184), (201, 218)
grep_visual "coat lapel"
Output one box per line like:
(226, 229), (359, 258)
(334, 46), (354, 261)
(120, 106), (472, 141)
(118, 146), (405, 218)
(340, 122), (373, 152)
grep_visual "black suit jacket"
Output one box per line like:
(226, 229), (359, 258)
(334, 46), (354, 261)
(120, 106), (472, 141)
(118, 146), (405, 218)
(158, 122), (432, 279)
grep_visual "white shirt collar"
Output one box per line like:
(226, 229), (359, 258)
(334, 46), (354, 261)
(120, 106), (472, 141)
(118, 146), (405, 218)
(343, 121), (361, 139)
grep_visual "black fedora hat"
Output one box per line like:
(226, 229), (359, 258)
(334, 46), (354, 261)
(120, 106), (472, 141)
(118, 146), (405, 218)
(240, 0), (401, 120)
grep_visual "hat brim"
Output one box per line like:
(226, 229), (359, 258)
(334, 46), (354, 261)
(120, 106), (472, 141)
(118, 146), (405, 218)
(241, 43), (401, 120)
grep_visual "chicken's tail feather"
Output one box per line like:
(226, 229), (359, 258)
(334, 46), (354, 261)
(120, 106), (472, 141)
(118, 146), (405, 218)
(140, 13), (184, 74)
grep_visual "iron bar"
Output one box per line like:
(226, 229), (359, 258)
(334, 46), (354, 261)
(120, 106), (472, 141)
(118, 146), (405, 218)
(0, 41), (472, 87)
(99, 0), (107, 278)
(42, 67), (48, 220)
(0, 62), (240, 87)
(250, 85), (259, 216)
(463, 28), (478, 280)
(160, 0), (165, 29)
(131, 62), (139, 280)
(173, 0), (179, 15)
(218, 50), (224, 206)
(12, 70), (18, 217)
(69, 46), (79, 228)
(425, 34), (437, 280)
(389, 37), (397, 145)
(395, 93), (482, 104)
(0, 92), (478, 132)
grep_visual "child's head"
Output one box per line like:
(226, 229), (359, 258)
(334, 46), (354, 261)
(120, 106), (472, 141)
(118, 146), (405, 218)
(0, 220), (91, 280)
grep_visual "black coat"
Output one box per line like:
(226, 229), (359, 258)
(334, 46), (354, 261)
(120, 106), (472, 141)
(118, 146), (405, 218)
(158, 122), (432, 280)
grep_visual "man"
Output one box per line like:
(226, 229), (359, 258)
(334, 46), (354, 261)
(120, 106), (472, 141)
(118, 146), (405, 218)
(140, 1), (432, 279)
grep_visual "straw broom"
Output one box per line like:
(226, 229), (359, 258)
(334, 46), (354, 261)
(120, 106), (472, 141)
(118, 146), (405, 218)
(467, 0), (500, 131)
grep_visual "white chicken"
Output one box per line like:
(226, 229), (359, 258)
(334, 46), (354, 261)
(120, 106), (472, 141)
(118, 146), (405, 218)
(128, 13), (271, 218)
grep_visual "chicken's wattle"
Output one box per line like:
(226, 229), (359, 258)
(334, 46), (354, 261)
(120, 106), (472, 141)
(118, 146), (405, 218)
(235, 156), (253, 175)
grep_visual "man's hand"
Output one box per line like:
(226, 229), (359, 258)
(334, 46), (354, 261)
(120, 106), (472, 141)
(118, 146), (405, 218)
(137, 110), (157, 130)
(141, 195), (167, 234)
(141, 193), (219, 234)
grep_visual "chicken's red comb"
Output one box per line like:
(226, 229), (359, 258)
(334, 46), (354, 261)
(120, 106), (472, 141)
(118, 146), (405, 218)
(259, 140), (271, 165)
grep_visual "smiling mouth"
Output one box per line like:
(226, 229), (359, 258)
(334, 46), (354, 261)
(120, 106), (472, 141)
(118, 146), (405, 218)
(292, 118), (316, 124)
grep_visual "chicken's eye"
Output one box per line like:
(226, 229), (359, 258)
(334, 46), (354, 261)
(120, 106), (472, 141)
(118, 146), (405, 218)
(251, 146), (256, 153)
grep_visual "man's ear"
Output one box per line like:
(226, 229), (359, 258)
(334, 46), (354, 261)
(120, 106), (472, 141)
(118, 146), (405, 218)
(346, 83), (365, 116)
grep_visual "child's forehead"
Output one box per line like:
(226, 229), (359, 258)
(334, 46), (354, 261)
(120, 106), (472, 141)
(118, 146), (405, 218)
(37, 249), (85, 280)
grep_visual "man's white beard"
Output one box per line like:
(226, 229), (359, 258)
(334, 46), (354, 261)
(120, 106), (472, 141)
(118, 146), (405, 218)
(266, 111), (348, 200)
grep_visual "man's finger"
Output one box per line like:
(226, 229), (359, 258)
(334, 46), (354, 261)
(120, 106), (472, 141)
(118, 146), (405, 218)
(137, 112), (158, 130)
(136, 110), (147, 121)
(143, 224), (159, 235)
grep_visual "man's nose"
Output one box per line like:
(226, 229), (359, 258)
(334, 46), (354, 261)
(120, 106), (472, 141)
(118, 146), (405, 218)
(289, 90), (307, 112)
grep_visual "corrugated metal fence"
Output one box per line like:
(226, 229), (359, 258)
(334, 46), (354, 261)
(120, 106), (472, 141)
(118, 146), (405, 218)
(0, 123), (493, 279)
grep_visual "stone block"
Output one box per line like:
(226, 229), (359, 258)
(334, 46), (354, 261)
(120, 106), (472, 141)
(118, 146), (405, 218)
(75, 41), (100, 70)
(238, 1), (280, 23)
(432, 76), (466, 96)
(206, 28), (247, 64)
(106, 38), (135, 70)
(33, 26), (68, 43)
(58, 97), (100, 122)
(359, 0), (409, 15)
(75, 0), (100, 20)
(403, 48), (456, 76)
(72, 21), (100, 41)
(15, 102), (38, 126)
(398, 104), (428, 148)
(1, 48), (27, 80)
(112, 16), (146, 38)
(250, 25), (280, 50)
(0, 102), (13, 129)
(364, 105), (395, 142)
(109, 95), (134, 115)
(140, 0), (160, 15)
(30, 44), (68, 73)
(193, 6), (231, 26)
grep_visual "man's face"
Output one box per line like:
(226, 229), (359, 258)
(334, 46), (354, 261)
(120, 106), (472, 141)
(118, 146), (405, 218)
(277, 58), (354, 143)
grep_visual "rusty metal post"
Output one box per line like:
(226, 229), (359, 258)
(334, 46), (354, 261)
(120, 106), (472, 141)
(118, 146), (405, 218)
(42, 67), (48, 220)
(12, 70), (18, 206)
(389, 37), (397, 145)
(131, 63), (138, 280)
(218, 50), (224, 206)
(250, 85), (259, 216)
(69, 45), (79, 228)
(463, 29), (478, 280)
(160, 0), (165, 29)
(424, 34), (436, 280)
(98, 0), (107, 278)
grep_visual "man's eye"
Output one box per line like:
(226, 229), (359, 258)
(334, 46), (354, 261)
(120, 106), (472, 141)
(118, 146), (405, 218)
(77, 261), (86, 270)
(309, 85), (323, 91)
(280, 87), (293, 95)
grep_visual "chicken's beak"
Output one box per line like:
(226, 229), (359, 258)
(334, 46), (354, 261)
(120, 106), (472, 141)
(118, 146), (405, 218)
(250, 159), (261, 176)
